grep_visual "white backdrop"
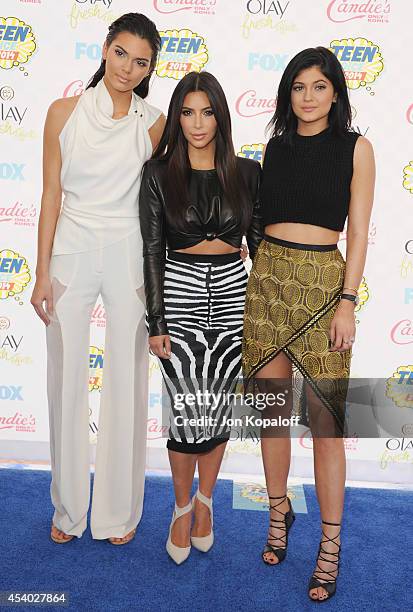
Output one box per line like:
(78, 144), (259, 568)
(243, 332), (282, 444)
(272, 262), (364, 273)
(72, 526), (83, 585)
(0, 0), (412, 484)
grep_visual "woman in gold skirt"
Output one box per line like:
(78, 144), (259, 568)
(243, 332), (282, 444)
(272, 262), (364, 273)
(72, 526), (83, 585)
(242, 47), (375, 602)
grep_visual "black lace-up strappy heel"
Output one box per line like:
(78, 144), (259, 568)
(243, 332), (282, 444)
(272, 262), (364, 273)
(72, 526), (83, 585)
(308, 520), (341, 602)
(262, 494), (295, 565)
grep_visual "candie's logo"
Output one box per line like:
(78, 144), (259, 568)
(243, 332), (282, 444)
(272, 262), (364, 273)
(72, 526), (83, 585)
(327, 0), (390, 23)
(235, 90), (276, 117)
(386, 365), (413, 409)
(330, 38), (384, 90)
(0, 249), (31, 300)
(157, 29), (208, 79)
(154, 0), (217, 14)
(0, 17), (36, 70)
(391, 320), (413, 345)
(89, 346), (104, 392)
(403, 161), (413, 194)
(238, 144), (265, 164)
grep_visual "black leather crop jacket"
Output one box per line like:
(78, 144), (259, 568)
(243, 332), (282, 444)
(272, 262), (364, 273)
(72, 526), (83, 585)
(139, 157), (263, 337)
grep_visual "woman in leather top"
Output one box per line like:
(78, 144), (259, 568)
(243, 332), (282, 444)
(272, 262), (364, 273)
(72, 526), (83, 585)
(243, 48), (375, 602)
(139, 71), (262, 564)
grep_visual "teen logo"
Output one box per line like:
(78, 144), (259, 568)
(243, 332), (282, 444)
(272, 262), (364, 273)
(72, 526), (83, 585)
(390, 320), (413, 345)
(402, 161), (413, 194)
(248, 52), (288, 72)
(0, 16), (36, 70)
(0, 249), (31, 300)
(235, 90), (276, 117)
(0, 201), (37, 227)
(0, 410), (36, 432)
(330, 37), (384, 90)
(157, 29), (208, 79)
(246, 0), (289, 16)
(238, 143), (265, 164)
(327, 0), (390, 23)
(0, 385), (23, 400)
(386, 365), (413, 409)
(0, 163), (24, 181)
(154, 0), (217, 15)
(63, 79), (85, 98)
(355, 277), (369, 313)
(89, 345), (104, 392)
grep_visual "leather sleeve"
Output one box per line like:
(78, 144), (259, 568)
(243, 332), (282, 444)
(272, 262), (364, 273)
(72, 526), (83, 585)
(246, 162), (264, 260)
(139, 164), (169, 337)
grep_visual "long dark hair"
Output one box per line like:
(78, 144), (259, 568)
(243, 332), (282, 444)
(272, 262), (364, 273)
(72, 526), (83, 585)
(268, 46), (352, 141)
(87, 13), (160, 99)
(153, 71), (250, 231)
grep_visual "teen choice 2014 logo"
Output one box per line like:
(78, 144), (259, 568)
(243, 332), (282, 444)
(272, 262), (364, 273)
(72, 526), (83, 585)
(355, 277), (369, 313)
(0, 17), (36, 70)
(0, 249), (31, 300)
(386, 365), (413, 409)
(329, 37), (383, 90)
(402, 161), (413, 194)
(156, 29), (208, 79)
(238, 143), (265, 165)
(89, 346), (104, 392)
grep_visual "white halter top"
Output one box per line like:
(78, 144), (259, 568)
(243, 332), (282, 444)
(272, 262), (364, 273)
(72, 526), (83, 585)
(53, 78), (162, 256)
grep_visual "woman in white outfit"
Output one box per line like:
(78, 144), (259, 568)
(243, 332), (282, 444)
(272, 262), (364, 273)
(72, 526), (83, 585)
(31, 13), (165, 545)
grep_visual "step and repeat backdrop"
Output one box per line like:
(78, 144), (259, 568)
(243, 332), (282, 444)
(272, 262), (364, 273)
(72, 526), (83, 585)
(0, 0), (412, 483)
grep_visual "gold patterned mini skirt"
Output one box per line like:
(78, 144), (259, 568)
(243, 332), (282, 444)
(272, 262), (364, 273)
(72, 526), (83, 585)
(242, 235), (351, 435)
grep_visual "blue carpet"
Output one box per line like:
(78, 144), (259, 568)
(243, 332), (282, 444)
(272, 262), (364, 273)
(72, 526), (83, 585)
(0, 469), (411, 612)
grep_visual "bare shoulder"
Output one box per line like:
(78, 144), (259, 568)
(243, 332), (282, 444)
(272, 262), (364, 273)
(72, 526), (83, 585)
(149, 113), (166, 150)
(46, 95), (81, 136)
(354, 135), (374, 156)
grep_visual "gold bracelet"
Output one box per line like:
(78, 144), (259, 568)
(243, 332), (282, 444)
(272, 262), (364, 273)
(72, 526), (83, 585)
(343, 286), (358, 293)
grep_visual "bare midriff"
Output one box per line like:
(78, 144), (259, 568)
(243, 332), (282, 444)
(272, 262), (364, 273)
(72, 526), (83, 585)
(265, 223), (340, 246)
(175, 238), (239, 255)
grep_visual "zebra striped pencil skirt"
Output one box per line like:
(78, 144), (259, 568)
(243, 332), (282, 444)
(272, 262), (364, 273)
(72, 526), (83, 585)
(159, 250), (248, 453)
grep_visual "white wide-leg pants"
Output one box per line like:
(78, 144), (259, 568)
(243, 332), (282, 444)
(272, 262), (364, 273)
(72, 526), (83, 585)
(46, 232), (148, 539)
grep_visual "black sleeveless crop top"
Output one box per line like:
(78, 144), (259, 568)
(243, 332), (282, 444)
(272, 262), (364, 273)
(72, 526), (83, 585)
(260, 127), (361, 231)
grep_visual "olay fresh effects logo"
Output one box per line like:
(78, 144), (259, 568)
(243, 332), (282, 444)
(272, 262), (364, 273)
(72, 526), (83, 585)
(0, 16), (36, 71)
(330, 37), (384, 90)
(235, 90), (276, 117)
(157, 29), (208, 79)
(238, 144), (265, 164)
(403, 161), (413, 194)
(242, 0), (294, 39)
(327, 0), (390, 23)
(70, 1), (119, 29)
(246, 0), (289, 16)
(0, 86), (27, 125)
(154, 0), (217, 14)
(391, 321), (413, 345)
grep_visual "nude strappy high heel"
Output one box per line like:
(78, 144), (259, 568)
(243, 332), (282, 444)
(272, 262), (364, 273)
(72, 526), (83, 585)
(166, 501), (192, 564)
(191, 489), (214, 553)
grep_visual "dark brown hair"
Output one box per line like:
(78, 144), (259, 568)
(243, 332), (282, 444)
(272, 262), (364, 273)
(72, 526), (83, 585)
(87, 12), (160, 99)
(152, 71), (250, 231)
